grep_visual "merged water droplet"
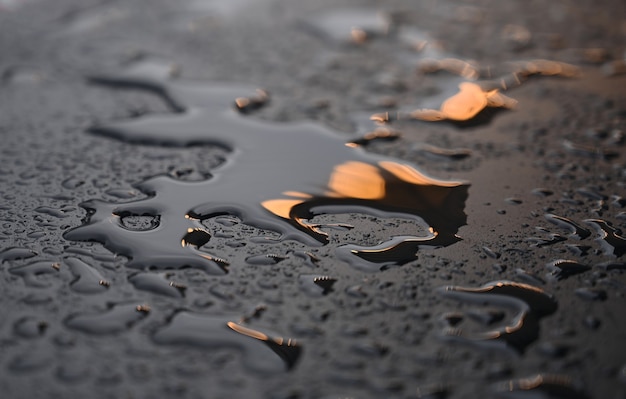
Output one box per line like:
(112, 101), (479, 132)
(9, 260), (60, 287)
(493, 374), (590, 399)
(128, 272), (186, 297)
(544, 214), (591, 240)
(439, 281), (557, 353)
(0, 247), (37, 262)
(65, 303), (150, 335)
(65, 257), (110, 293)
(546, 259), (590, 281)
(584, 219), (626, 257)
(152, 311), (301, 373)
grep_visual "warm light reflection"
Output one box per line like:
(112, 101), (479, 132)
(282, 191), (312, 199)
(227, 321), (298, 347)
(262, 199), (305, 219)
(227, 321), (268, 341)
(411, 82), (517, 122)
(406, 59), (580, 123)
(379, 161), (462, 187)
(350, 27), (368, 44)
(326, 161), (385, 199)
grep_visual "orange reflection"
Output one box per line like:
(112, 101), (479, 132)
(326, 161), (385, 199)
(379, 161), (462, 187)
(262, 199), (305, 219)
(227, 321), (298, 347)
(411, 82), (517, 122)
(227, 321), (268, 341)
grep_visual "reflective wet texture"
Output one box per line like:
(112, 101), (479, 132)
(1, 0), (625, 398)
(65, 303), (150, 335)
(152, 311), (301, 373)
(439, 281), (558, 353)
(494, 374), (590, 399)
(64, 61), (469, 271)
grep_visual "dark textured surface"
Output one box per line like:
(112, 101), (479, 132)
(1, 1), (625, 398)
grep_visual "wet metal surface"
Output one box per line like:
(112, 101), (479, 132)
(1, 0), (625, 398)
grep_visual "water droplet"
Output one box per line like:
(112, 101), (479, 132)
(61, 177), (84, 190)
(583, 315), (601, 330)
(525, 233), (567, 248)
(532, 188), (554, 197)
(105, 188), (139, 199)
(537, 342), (570, 358)
(152, 311), (301, 373)
(13, 317), (48, 338)
(9, 260), (60, 287)
(128, 272), (185, 297)
(563, 140), (619, 160)
(245, 253), (286, 265)
(413, 143), (472, 161)
(595, 261), (626, 271)
(34, 206), (70, 218)
(7, 350), (52, 374)
(584, 219), (626, 257)
(544, 213), (592, 240)
(482, 246), (501, 259)
(493, 374), (590, 399)
(439, 281), (557, 353)
(575, 287), (607, 301)
(65, 257), (109, 293)
(0, 247), (37, 262)
(299, 274), (336, 297)
(65, 303), (149, 335)
(504, 198), (522, 205)
(55, 362), (91, 384)
(546, 259), (590, 281)
(301, 9), (391, 45)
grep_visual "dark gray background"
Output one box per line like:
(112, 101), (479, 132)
(1, 0), (625, 398)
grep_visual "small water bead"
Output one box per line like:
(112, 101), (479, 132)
(532, 188), (554, 197)
(575, 287), (607, 301)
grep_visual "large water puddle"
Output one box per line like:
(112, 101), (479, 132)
(63, 58), (469, 273)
